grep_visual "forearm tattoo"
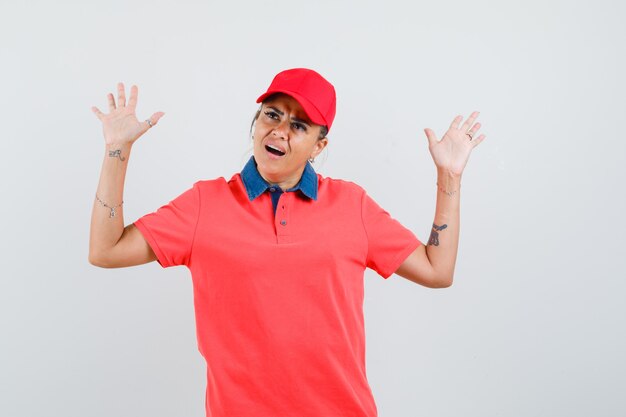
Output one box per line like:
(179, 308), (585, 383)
(428, 223), (448, 246)
(108, 149), (126, 161)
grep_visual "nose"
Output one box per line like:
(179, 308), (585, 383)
(272, 119), (290, 140)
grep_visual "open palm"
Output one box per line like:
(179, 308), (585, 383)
(424, 111), (486, 176)
(91, 82), (164, 146)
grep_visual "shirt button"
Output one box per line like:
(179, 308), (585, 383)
(269, 187), (276, 192)
(280, 220), (287, 226)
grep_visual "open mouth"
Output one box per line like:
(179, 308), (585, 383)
(265, 144), (286, 157)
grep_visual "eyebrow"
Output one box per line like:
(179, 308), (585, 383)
(267, 106), (311, 126)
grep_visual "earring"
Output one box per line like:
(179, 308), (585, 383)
(308, 157), (315, 163)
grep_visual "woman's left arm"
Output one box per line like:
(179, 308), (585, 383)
(395, 111), (485, 288)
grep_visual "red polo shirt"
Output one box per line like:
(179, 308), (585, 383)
(133, 169), (421, 417)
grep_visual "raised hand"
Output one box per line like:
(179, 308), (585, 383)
(91, 82), (165, 146)
(424, 111), (486, 177)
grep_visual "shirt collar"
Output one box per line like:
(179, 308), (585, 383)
(240, 155), (318, 201)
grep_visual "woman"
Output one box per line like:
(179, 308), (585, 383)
(89, 68), (485, 417)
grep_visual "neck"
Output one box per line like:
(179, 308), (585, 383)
(258, 167), (304, 191)
(261, 174), (300, 191)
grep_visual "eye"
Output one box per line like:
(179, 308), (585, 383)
(292, 122), (307, 132)
(264, 110), (279, 120)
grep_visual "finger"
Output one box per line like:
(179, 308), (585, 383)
(117, 82), (126, 107)
(471, 134), (486, 147)
(461, 110), (480, 132)
(128, 85), (138, 109)
(449, 115), (463, 130)
(107, 93), (116, 111)
(424, 128), (438, 147)
(91, 106), (104, 120)
(151, 111), (165, 124)
(466, 122), (481, 139)
(144, 111), (165, 129)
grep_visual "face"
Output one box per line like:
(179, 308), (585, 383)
(252, 93), (328, 189)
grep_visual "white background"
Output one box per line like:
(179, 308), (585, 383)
(2, 0), (625, 416)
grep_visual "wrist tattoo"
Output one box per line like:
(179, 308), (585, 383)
(108, 149), (126, 161)
(428, 223), (448, 246)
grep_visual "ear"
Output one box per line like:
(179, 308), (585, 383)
(310, 137), (329, 159)
(250, 108), (261, 139)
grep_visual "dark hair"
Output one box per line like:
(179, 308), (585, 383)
(249, 95), (328, 140)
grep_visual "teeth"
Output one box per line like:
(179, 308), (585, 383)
(267, 144), (285, 153)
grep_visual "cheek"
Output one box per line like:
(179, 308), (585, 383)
(252, 128), (265, 143)
(253, 122), (272, 139)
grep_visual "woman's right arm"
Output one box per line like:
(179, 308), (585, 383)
(88, 83), (164, 268)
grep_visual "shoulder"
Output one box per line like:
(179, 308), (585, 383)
(185, 176), (233, 200)
(191, 175), (233, 190)
(318, 173), (364, 190)
(193, 176), (228, 186)
(192, 174), (249, 206)
(317, 174), (367, 200)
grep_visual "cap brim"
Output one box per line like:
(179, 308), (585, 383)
(256, 89), (327, 128)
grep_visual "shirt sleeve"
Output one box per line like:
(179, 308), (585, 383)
(133, 181), (201, 268)
(361, 189), (422, 279)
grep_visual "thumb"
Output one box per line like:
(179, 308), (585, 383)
(152, 111), (165, 124)
(144, 111), (165, 129)
(424, 128), (438, 147)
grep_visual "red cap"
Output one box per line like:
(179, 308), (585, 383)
(256, 68), (336, 132)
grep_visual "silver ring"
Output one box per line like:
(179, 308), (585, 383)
(466, 131), (473, 140)
(145, 119), (153, 127)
